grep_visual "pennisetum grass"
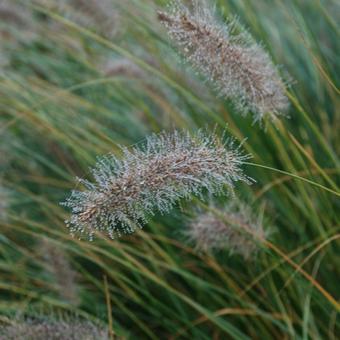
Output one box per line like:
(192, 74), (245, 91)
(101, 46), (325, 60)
(186, 201), (267, 259)
(0, 0), (339, 337)
(62, 129), (252, 239)
(0, 317), (110, 340)
(158, 0), (289, 122)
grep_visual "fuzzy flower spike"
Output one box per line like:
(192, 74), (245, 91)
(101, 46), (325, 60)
(186, 201), (268, 259)
(62, 130), (252, 239)
(158, 0), (289, 122)
(1, 318), (110, 340)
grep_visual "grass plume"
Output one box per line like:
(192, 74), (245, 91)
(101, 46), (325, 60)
(62, 130), (252, 239)
(158, 0), (289, 122)
(0, 318), (110, 340)
(186, 201), (267, 259)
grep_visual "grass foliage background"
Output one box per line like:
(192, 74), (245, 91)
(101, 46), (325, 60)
(0, 0), (339, 338)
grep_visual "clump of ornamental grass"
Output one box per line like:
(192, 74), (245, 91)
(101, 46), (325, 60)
(186, 201), (267, 259)
(158, 0), (289, 122)
(62, 130), (252, 240)
(40, 238), (79, 305)
(0, 318), (110, 340)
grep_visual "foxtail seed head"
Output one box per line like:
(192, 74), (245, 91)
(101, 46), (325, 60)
(1, 318), (110, 340)
(158, 0), (289, 122)
(62, 130), (252, 239)
(186, 201), (267, 259)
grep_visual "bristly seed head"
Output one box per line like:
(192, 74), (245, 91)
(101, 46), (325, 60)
(61, 129), (252, 240)
(186, 201), (267, 259)
(158, 0), (289, 122)
(1, 318), (110, 340)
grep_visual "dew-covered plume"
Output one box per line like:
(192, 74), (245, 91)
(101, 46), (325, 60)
(62, 130), (252, 239)
(0, 318), (110, 340)
(158, 0), (289, 122)
(186, 201), (267, 259)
